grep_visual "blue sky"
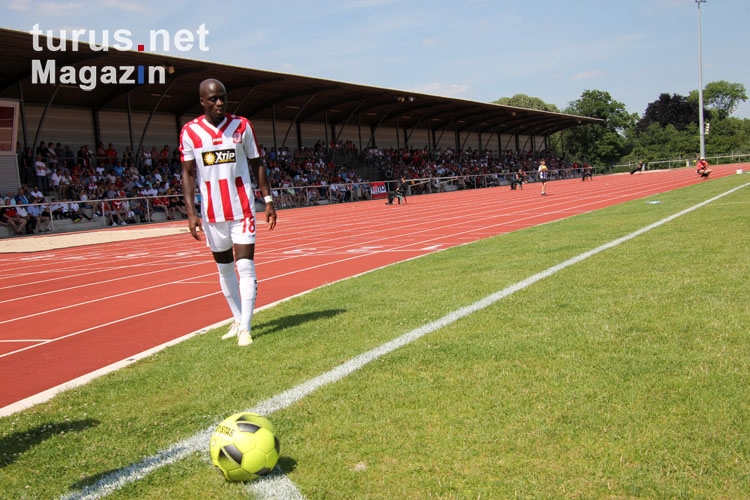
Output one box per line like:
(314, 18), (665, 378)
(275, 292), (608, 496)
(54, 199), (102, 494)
(3, 0), (749, 119)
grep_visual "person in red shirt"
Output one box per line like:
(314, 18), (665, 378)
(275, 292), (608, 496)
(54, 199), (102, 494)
(1, 200), (28, 235)
(696, 157), (711, 178)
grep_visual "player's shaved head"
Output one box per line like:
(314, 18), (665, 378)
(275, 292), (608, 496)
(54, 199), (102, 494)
(199, 78), (226, 98)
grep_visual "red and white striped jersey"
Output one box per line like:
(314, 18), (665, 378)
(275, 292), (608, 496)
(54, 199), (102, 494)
(179, 113), (260, 223)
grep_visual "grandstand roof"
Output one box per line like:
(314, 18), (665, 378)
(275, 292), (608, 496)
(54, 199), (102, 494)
(0, 27), (601, 140)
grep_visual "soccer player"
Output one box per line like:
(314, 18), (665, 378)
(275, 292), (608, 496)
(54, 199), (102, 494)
(180, 78), (277, 347)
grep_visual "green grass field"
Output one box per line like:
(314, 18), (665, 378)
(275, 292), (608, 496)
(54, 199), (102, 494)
(2, 174), (748, 500)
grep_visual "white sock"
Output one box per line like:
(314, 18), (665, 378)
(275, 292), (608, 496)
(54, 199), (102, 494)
(217, 262), (241, 323)
(235, 258), (257, 332)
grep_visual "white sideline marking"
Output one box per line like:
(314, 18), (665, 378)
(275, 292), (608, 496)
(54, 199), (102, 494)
(59, 184), (747, 500)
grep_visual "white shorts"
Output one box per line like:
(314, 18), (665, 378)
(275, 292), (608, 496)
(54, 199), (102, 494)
(203, 216), (256, 252)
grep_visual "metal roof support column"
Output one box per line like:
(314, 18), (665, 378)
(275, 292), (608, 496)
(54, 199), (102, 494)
(369, 124), (377, 149)
(280, 93), (316, 148)
(126, 92), (135, 160)
(175, 113), (182, 148)
(515, 132), (520, 153)
(357, 114), (362, 153)
(427, 120), (433, 157)
(135, 78), (178, 163)
(271, 105), (278, 158)
(92, 106), (102, 157)
(295, 121), (303, 151)
(17, 82), (28, 148)
(395, 117), (400, 151)
(31, 83), (60, 151)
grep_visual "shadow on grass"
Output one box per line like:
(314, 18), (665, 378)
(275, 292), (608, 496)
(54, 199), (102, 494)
(253, 309), (346, 340)
(0, 418), (100, 468)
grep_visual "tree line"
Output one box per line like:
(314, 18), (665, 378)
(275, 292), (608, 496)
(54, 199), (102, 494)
(493, 81), (750, 168)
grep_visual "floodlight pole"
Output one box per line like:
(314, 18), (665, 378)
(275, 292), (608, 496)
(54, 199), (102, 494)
(696, 0), (707, 159)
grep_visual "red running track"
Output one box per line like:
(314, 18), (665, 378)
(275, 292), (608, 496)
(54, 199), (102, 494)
(0, 166), (740, 414)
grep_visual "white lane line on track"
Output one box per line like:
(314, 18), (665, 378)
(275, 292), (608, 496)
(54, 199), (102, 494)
(58, 183), (748, 500)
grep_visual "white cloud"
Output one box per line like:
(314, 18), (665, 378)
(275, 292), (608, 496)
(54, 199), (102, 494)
(341, 0), (398, 8)
(570, 70), (605, 81)
(4, 0), (31, 11)
(35, 1), (83, 13)
(100, 0), (149, 13)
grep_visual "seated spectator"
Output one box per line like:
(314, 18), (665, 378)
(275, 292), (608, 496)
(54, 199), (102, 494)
(329, 183), (345, 203)
(15, 204), (35, 234)
(386, 176), (408, 205)
(510, 169), (526, 190)
(2, 200), (28, 235)
(103, 197), (127, 226)
(306, 187), (319, 205)
(29, 186), (43, 202)
(51, 199), (69, 220)
(28, 199), (51, 233)
(67, 199), (87, 223)
(130, 196), (150, 223)
(151, 195), (168, 214)
(166, 188), (186, 219)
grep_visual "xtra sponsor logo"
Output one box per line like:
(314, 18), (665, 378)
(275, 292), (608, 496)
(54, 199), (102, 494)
(202, 149), (236, 166)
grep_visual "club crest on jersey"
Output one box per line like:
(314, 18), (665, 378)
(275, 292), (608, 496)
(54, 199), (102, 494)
(232, 131), (242, 143)
(202, 149), (236, 166)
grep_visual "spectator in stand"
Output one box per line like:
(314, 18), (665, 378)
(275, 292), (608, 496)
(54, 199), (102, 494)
(130, 194), (150, 222)
(15, 204), (34, 234)
(51, 198), (68, 220)
(59, 168), (73, 198)
(34, 154), (49, 195)
(104, 196), (127, 226)
(166, 187), (186, 219)
(28, 186), (44, 203)
(21, 147), (35, 185)
(16, 187), (32, 205)
(1, 199), (27, 235)
(50, 168), (62, 194)
(76, 188), (93, 219)
(77, 145), (91, 170)
(329, 182), (344, 203)
(68, 198), (84, 222)
(45, 141), (58, 173)
(116, 191), (134, 223)
(105, 143), (118, 166)
(63, 144), (75, 169)
(28, 198), (51, 233)
(96, 142), (107, 166)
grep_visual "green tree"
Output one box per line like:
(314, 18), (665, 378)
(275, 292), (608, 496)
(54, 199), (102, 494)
(637, 93), (697, 132)
(492, 94), (559, 112)
(562, 90), (636, 166)
(702, 80), (747, 120)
